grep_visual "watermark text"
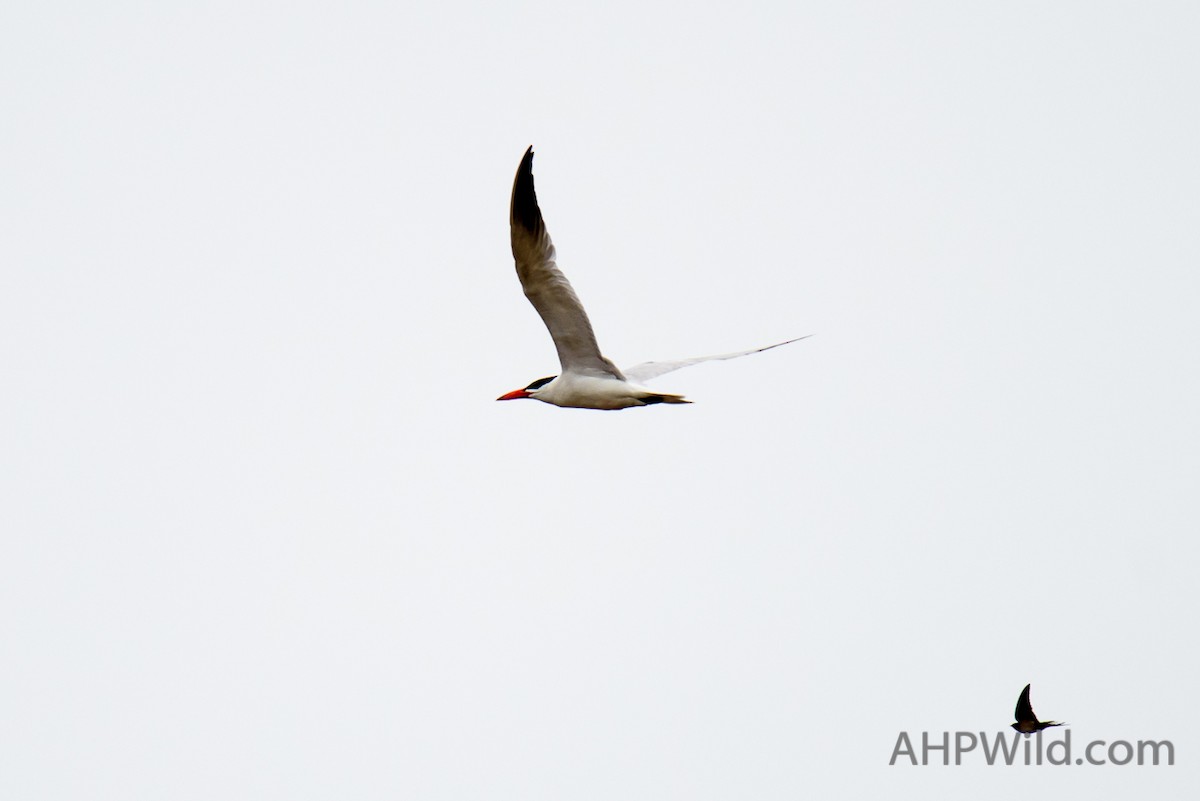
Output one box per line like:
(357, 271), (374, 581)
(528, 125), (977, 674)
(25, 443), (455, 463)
(889, 731), (1174, 766)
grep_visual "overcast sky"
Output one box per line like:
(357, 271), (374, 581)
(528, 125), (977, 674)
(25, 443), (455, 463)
(2, 2), (1197, 798)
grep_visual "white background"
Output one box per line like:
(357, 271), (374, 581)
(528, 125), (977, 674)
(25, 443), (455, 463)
(3, 2), (1196, 798)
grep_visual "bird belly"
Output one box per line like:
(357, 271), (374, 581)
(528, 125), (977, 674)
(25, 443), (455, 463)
(537, 374), (655, 410)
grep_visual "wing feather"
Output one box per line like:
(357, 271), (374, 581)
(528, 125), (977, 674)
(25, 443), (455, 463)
(510, 147), (623, 380)
(621, 336), (810, 384)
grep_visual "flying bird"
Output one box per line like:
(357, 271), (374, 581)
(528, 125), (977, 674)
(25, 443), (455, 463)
(497, 146), (807, 410)
(1011, 684), (1065, 735)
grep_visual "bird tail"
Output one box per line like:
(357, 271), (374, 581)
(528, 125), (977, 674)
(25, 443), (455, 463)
(638, 392), (691, 405)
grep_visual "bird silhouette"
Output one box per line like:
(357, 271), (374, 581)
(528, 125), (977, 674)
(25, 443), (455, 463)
(1011, 683), (1065, 734)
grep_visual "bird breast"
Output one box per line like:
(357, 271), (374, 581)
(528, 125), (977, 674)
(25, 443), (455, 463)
(535, 374), (652, 410)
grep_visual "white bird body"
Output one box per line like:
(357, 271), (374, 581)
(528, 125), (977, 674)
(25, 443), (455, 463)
(507, 373), (685, 410)
(497, 147), (806, 410)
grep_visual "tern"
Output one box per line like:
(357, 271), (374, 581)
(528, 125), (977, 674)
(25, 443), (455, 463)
(497, 146), (807, 410)
(1011, 684), (1065, 735)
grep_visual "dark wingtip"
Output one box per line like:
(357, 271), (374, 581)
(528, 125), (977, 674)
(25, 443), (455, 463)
(511, 146), (542, 233)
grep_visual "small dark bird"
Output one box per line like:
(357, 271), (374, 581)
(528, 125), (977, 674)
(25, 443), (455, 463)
(1011, 683), (1065, 734)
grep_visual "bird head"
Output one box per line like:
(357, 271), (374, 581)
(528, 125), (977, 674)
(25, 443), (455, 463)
(497, 375), (556, 401)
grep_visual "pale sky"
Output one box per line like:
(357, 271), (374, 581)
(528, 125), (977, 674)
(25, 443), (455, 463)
(2, 2), (1197, 798)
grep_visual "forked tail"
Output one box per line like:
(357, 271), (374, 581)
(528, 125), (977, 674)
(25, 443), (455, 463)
(639, 393), (692, 405)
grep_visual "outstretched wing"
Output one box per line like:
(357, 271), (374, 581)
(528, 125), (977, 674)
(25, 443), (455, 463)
(510, 147), (624, 380)
(621, 336), (810, 384)
(1014, 684), (1037, 723)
